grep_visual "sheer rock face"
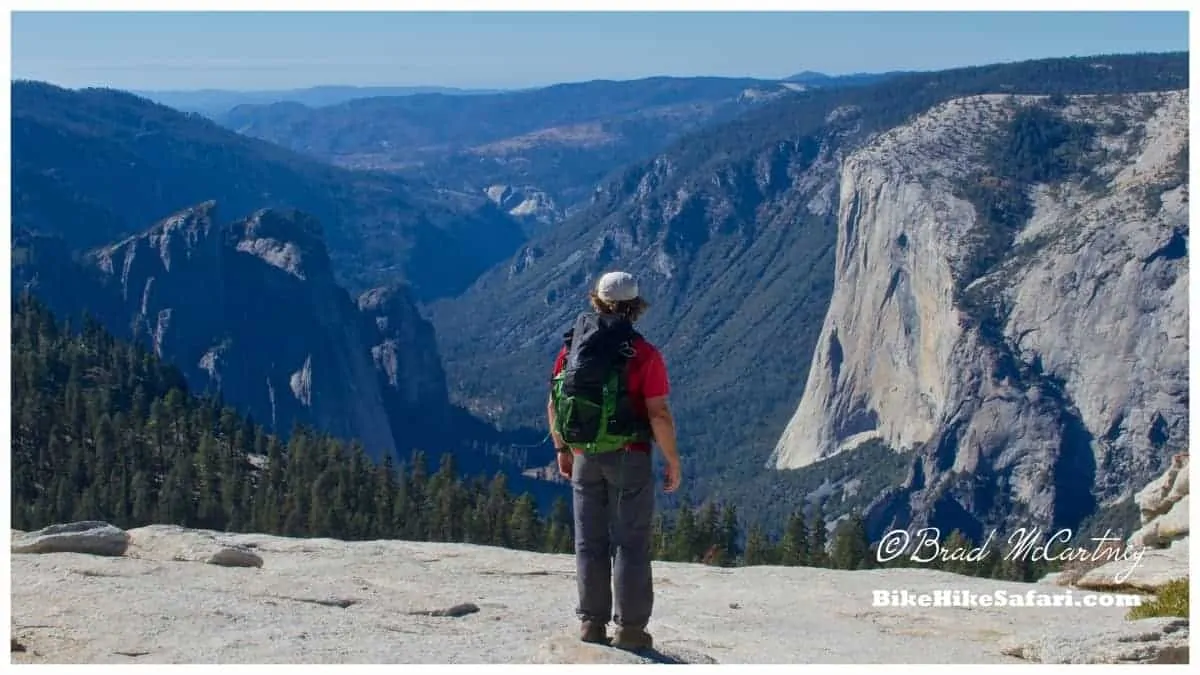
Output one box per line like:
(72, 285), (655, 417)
(67, 202), (452, 461)
(771, 91), (1188, 537)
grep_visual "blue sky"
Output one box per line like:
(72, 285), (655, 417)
(11, 11), (1190, 91)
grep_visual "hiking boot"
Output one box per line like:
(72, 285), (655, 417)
(580, 621), (608, 644)
(612, 625), (653, 651)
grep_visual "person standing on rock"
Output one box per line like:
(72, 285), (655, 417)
(547, 270), (682, 651)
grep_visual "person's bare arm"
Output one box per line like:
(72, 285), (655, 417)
(548, 393), (573, 478)
(547, 394), (564, 448)
(645, 395), (681, 491)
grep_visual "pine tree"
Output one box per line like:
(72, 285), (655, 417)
(509, 494), (542, 551)
(484, 473), (512, 548)
(544, 496), (573, 554)
(940, 529), (974, 576)
(743, 524), (774, 566)
(650, 512), (669, 559)
(778, 510), (809, 566)
(720, 504), (741, 564)
(696, 501), (720, 563)
(668, 501), (698, 562)
(831, 513), (871, 570)
(808, 502), (830, 567)
(372, 455), (397, 539)
(195, 434), (223, 530)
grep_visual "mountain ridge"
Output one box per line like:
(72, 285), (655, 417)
(11, 79), (525, 299)
(134, 84), (505, 115)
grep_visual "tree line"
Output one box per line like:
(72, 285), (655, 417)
(11, 294), (1056, 581)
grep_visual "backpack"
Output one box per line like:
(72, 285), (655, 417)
(550, 311), (652, 454)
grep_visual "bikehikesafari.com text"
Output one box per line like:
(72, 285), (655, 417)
(872, 589), (1144, 609)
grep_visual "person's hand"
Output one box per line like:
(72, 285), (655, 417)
(557, 450), (574, 479)
(663, 458), (681, 493)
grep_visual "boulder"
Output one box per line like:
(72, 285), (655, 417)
(207, 546), (264, 568)
(12, 521), (129, 557)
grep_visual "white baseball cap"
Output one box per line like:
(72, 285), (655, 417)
(595, 271), (639, 302)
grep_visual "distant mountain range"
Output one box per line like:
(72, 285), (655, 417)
(11, 80), (524, 298)
(133, 85), (506, 116)
(135, 72), (909, 235)
(216, 76), (802, 230)
(134, 70), (889, 117)
(783, 69), (915, 86)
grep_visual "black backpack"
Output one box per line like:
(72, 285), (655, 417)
(550, 312), (652, 454)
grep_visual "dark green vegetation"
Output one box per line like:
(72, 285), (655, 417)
(220, 76), (800, 216)
(10, 294), (565, 540)
(11, 80), (523, 299)
(429, 52), (1189, 536)
(654, 501), (1061, 582)
(956, 103), (1099, 327)
(955, 104), (1101, 339)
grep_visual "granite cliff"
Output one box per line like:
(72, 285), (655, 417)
(13, 202), (453, 461)
(770, 91), (1188, 539)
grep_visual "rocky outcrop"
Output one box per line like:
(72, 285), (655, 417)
(1128, 452), (1190, 549)
(358, 283), (452, 437)
(11, 522), (130, 556)
(1072, 453), (1189, 593)
(10, 523), (1180, 664)
(484, 185), (562, 227)
(771, 91), (1188, 538)
(22, 202), (454, 462)
(89, 202), (402, 459)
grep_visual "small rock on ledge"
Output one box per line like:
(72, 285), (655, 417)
(207, 546), (264, 568)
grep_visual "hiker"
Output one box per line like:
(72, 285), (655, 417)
(547, 270), (682, 651)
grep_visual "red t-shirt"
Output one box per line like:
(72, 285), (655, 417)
(552, 337), (670, 453)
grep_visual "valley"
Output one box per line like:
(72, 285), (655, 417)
(9, 50), (1190, 568)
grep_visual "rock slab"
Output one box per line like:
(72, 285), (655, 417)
(9, 524), (1189, 664)
(1077, 537), (1190, 592)
(1000, 617), (1189, 664)
(11, 521), (130, 557)
(533, 635), (718, 664)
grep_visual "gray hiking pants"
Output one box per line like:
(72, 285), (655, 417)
(571, 449), (655, 628)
